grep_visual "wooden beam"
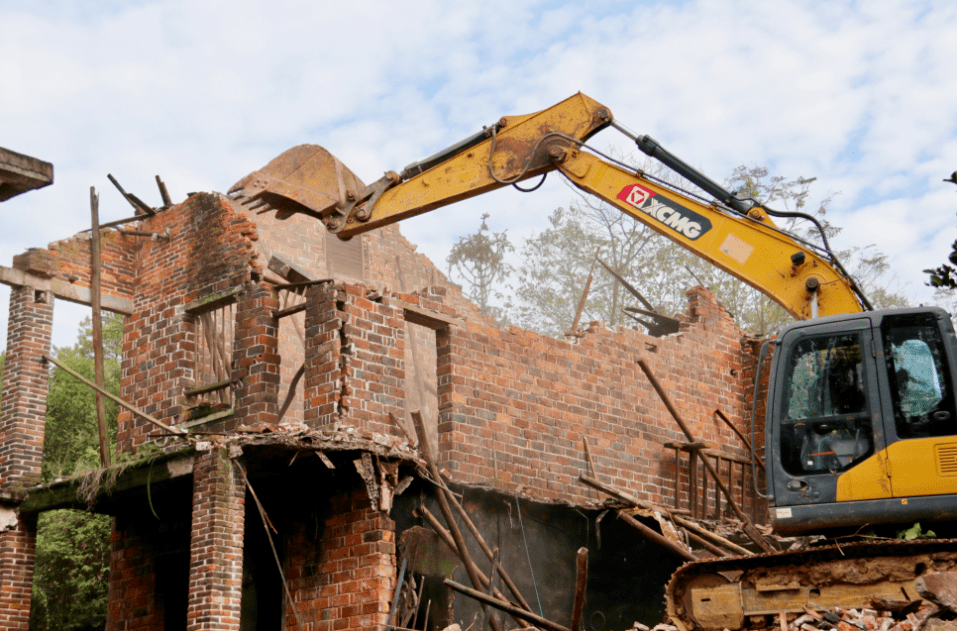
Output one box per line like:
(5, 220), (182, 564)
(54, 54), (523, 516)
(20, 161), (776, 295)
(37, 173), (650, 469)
(183, 285), (243, 313)
(90, 187), (111, 468)
(398, 301), (464, 329)
(42, 353), (190, 439)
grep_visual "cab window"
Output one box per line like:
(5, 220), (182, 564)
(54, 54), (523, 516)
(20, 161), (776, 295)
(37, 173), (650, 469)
(883, 314), (956, 439)
(779, 332), (874, 476)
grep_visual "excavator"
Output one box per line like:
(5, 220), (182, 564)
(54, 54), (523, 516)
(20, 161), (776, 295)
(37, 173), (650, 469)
(230, 93), (957, 630)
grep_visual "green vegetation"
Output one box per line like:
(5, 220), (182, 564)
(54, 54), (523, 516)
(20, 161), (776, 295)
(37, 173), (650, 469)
(28, 314), (123, 631)
(449, 163), (907, 337)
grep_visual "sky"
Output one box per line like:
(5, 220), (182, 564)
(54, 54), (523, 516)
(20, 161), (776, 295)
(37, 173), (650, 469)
(2, 0), (957, 349)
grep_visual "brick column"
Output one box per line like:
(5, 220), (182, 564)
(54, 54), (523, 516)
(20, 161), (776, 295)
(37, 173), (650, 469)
(0, 287), (52, 630)
(303, 282), (342, 429)
(0, 286), (53, 488)
(0, 513), (36, 631)
(187, 449), (244, 631)
(233, 284), (280, 426)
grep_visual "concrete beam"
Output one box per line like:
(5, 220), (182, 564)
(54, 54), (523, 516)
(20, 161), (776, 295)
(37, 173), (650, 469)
(0, 265), (133, 315)
(0, 147), (53, 202)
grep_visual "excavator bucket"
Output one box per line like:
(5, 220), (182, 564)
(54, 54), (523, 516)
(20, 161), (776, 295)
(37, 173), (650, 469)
(228, 144), (364, 221)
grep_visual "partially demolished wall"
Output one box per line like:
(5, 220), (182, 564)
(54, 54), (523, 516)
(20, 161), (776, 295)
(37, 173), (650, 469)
(0, 179), (765, 631)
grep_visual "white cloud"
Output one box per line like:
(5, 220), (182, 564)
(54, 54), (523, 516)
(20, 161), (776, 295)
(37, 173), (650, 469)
(2, 0), (957, 348)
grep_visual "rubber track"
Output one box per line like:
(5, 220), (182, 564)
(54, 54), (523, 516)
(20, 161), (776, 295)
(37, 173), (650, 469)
(665, 537), (957, 630)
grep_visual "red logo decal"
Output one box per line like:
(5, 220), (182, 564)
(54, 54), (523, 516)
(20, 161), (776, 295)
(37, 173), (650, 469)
(617, 184), (657, 208)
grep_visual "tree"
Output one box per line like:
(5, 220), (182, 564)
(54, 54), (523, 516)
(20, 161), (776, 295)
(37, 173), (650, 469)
(42, 314), (123, 480)
(29, 314), (123, 631)
(924, 175), (957, 291)
(30, 510), (111, 631)
(506, 163), (907, 337)
(509, 156), (703, 336)
(447, 213), (513, 321)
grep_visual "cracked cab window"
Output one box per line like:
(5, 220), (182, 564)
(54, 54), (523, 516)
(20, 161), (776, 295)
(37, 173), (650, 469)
(883, 314), (956, 439)
(780, 333), (874, 475)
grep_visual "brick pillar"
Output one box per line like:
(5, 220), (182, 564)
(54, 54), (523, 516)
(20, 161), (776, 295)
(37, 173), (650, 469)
(187, 449), (244, 631)
(286, 487), (395, 631)
(303, 282), (342, 429)
(336, 285), (406, 435)
(0, 286), (52, 631)
(0, 513), (36, 631)
(233, 284), (280, 426)
(0, 286), (53, 488)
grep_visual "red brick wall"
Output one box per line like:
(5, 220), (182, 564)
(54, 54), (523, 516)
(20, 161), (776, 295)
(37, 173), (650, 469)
(232, 285), (280, 428)
(117, 193), (261, 452)
(303, 282), (342, 428)
(106, 517), (159, 631)
(285, 488), (395, 631)
(12, 228), (136, 306)
(0, 515), (36, 631)
(302, 279), (757, 509)
(187, 449), (244, 631)
(303, 282), (407, 435)
(0, 286), (53, 489)
(434, 287), (754, 506)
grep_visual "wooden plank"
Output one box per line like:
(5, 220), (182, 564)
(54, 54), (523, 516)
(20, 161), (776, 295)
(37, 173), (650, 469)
(184, 285), (243, 313)
(273, 302), (308, 319)
(175, 408), (234, 430)
(398, 301), (465, 329)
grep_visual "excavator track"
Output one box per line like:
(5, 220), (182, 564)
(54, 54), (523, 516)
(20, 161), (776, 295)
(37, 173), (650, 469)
(665, 538), (957, 631)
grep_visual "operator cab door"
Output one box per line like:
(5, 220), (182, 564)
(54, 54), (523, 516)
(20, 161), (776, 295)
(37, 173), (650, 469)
(877, 311), (957, 498)
(769, 317), (889, 507)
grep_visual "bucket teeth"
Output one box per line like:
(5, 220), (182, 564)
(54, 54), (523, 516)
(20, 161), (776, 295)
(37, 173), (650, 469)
(228, 145), (365, 221)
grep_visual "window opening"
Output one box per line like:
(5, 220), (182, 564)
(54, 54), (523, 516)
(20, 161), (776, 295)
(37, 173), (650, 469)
(883, 313), (956, 439)
(189, 303), (235, 411)
(276, 285), (307, 423)
(779, 332), (874, 475)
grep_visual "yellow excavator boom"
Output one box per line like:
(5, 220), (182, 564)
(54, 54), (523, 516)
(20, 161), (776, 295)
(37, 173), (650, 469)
(230, 92), (867, 319)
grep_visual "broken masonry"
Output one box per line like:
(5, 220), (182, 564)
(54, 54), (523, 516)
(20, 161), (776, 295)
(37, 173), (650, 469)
(0, 149), (769, 631)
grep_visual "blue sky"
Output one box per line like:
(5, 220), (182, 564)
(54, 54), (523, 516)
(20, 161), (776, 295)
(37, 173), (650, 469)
(2, 0), (957, 348)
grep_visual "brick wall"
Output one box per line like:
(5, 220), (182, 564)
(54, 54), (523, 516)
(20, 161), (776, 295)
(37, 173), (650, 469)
(118, 193), (261, 452)
(187, 449), (244, 631)
(0, 286), (53, 489)
(300, 278), (758, 509)
(229, 200), (478, 429)
(435, 286), (754, 506)
(232, 284), (280, 428)
(0, 515), (36, 631)
(303, 282), (407, 435)
(12, 228), (136, 306)
(106, 511), (191, 631)
(285, 487), (395, 631)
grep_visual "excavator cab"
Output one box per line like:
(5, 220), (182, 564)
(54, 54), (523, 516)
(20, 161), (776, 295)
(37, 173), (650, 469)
(766, 307), (957, 536)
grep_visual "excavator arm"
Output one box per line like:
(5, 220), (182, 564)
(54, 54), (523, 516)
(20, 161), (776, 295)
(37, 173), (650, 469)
(231, 93), (868, 319)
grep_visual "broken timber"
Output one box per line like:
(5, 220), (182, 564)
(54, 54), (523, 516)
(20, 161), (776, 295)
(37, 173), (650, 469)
(90, 187), (111, 467)
(637, 359), (774, 554)
(42, 353), (190, 440)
